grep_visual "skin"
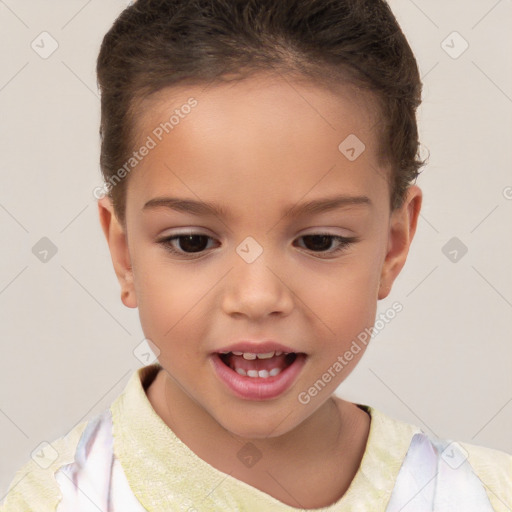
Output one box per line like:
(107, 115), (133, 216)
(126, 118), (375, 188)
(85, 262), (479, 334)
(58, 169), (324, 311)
(98, 72), (422, 508)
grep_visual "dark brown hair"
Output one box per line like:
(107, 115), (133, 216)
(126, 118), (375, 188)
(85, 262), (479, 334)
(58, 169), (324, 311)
(97, 0), (426, 224)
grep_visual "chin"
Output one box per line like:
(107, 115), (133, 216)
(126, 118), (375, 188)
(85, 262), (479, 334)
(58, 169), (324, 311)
(213, 406), (302, 440)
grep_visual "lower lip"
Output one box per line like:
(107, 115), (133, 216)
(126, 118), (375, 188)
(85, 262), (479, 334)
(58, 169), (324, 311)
(210, 353), (307, 401)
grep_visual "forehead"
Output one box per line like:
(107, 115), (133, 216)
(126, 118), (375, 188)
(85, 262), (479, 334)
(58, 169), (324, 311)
(135, 72), (380, 143)
(126, 72), (388, 214)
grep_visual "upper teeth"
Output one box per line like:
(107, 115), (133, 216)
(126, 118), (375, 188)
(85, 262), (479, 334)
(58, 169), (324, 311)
(228, 351), (284, 359)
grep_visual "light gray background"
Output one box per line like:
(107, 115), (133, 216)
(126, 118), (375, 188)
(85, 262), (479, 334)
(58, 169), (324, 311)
(1, 0), (511, 499)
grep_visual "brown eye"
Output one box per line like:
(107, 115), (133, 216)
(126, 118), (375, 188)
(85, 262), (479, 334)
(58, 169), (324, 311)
(295, 234), (358, 256)
(301, 235), (336, 252)
(159, 234), (216, 255)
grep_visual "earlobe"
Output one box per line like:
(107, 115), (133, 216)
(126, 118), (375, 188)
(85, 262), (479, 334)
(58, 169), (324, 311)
(97, 197), (137, 308)
(378, 185), (422, 300)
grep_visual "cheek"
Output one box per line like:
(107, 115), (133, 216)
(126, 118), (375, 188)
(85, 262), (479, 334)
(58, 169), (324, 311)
(293, 250), (381, 334)
(297, 261), (379, 386)
(132, 254), (214, 342)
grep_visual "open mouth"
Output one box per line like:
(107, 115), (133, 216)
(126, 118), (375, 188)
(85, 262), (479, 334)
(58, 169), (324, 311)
(210, 346), (308, 400)
(218, 350), (300, 379)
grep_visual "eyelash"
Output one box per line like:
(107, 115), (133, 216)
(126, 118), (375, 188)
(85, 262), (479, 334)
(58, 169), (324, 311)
(157, 232), (358, 259)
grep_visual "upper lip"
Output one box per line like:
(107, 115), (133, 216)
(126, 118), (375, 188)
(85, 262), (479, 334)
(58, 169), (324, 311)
(214, 341), (303, 354)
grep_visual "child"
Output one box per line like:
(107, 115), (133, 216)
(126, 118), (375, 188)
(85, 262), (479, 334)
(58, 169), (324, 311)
(2, 0), (511, 510)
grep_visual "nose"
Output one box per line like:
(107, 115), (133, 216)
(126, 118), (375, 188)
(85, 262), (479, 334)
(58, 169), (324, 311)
(221, 246), (294, 320)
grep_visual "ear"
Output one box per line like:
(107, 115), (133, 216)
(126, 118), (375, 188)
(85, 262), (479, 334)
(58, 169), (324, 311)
(378, 185), (422, 300)
(97, 197), (137, 308)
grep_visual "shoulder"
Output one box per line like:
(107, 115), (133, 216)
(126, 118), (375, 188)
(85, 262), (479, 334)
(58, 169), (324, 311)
(458, 439), (512, 511)
(0, 419), (89, 512)
(359, 404), (512, 512)
(1, 366), (153, 512)
(366, 405), (512, 512)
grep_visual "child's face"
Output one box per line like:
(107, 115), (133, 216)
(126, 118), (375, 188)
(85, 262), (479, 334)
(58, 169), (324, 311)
(99, 73), (421, 438)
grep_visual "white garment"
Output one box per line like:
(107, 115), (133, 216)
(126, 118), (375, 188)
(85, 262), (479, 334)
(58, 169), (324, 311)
(54, 409), (146, 512)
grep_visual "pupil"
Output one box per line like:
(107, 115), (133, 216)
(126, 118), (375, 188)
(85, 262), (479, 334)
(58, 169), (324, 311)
(303, 235), (332, 251)
(180, 235), (208, 253)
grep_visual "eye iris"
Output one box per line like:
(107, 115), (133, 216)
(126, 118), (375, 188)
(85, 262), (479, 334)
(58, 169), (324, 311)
(303, 235), (332, 252)
(179, 235), (209, 253)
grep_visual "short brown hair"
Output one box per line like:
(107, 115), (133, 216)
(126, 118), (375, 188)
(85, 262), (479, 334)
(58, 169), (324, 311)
(97, 0), (426, 224)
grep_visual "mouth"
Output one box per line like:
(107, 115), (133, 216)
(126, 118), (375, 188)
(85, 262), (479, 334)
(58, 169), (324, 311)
(218, 350), (299, 378)
(210, 349), (307, 400)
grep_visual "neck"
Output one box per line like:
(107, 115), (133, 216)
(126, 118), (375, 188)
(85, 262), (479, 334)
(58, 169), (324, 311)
(146, 368), (370, 508)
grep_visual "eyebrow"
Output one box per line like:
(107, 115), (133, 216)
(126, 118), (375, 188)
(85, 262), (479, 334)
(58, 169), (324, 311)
(142, 194), (372, 219)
